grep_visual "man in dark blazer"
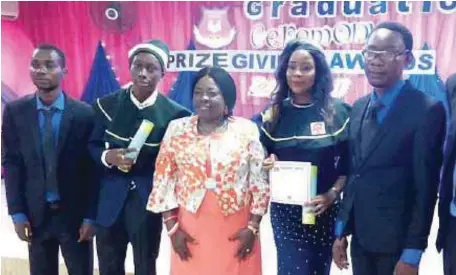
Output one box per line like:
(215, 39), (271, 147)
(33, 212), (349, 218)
(437, 73), (456, 275)
(332, 22), (446, 275)
(1, 44), (96, 275)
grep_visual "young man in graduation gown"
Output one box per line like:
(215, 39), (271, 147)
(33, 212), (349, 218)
(89, 40), (191, 275)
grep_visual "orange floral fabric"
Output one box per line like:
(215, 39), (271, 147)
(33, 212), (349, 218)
(147, 116), (270, 216)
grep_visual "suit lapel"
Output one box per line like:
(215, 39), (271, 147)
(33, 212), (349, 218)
(448, 116), (456, 159)
(441, 124), (456, 199)
(23, 96), (43, 160)
(352, 96), (370, 168)
(443, 118), (456, 173)
(358, 85), (413, 167)
(56, 93), (74, 157)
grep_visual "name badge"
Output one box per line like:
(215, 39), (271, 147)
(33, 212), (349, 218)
(205, 178), (217, 190)
(310, 121), (326, 135)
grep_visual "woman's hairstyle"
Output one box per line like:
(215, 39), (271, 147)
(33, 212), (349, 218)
(192, 66), (237, 115)
(267, 39), (334, 132)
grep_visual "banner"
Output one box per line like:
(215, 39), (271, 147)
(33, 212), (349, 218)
(3, 1), (455, 118)
(168, 49), (436, 74)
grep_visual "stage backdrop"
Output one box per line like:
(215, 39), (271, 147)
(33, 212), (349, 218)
(1, 1), (455, 118)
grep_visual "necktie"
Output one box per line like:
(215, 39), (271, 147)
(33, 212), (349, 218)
(42, 108), (59, 196)
(360, 101), (384, 157)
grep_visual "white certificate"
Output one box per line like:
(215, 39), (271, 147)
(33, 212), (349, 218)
(269, 161), (312, 205)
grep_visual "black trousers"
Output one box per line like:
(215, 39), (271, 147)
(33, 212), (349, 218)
(29, 206), (93, 275)
(350, 236), (401, 275)
(96, 190), (162, 275)
(444, 216), (456, 275)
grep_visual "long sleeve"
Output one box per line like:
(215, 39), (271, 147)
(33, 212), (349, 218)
(400, 249), (423, 267)
(247, 136), (270, 216)
(100, 150), (113, 168)
(82, 110), (99, 220)
(405, 102), (445, 250)
(335, 102), (351, 177)
(251, 107), (274, 154)
(147, 121), (179, 213)
(11, 213), (28, 224)
(336, 140), (350, 176)
(1, 104), (27, 216)
(88, 106), (110, 168)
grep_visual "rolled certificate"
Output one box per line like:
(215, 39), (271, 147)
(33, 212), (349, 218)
(118, 119), (154, 173)
(302, 165), (318, 225)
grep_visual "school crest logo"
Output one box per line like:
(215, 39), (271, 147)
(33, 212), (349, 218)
(193, 8), (236, 49)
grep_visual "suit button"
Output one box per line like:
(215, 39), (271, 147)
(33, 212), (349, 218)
(129, 181), (136, 190)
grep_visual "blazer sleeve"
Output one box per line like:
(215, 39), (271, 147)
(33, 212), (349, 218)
(406, 102), (446, 250)
(88, 103), (109, 167)
(1, 103), (27, 215)
(80, 108), (99, 220)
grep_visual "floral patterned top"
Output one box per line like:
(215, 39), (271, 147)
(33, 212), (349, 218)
(147, 116), (270, 216)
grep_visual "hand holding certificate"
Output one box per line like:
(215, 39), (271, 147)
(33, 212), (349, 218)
(269, 161), (313, 204)
(118, 119), (154, 173)
(269, 161), (317, 224)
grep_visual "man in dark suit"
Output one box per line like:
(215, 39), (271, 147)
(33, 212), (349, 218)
(1, 44), (96, 275)
(437, 73), (456, 275)
(332, 22), (446, 275)
(89, 40), (191, 275)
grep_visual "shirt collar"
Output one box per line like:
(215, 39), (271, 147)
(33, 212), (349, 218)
(371, 79), (405, 108)
(129, 88), (158, 110)
(36, 91), (65, 111)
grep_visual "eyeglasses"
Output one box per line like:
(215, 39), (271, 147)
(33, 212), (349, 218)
(361, 49), (409, 62)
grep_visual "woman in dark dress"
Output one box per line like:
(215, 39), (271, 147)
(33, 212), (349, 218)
(253, 40), (351, 275)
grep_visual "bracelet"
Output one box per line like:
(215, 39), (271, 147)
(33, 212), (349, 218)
(167, 222), (180, 237)
(163, 215), (178, 223)
(247, 225), (259, 235)
(329, 187), (341, 200)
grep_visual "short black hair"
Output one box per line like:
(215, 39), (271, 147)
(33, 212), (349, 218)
(192, 66), (237, 115)
(372, 21), (414, 51)
(36, 44), (66, 68)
